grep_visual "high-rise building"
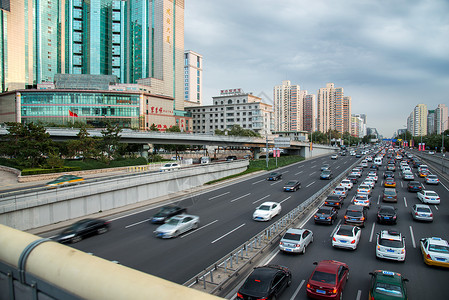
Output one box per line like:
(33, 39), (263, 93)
(317, 83), (351, 134)
(0, 0), (185, 110)
(435, 104), (448, 134)
(273, 80), (302, 131)
(410, 104), (428, 136)
(302, 93), (316, 132)
(183, 50), (202, 106)
(427, 110), (435, 135)
(351, 114), (366, 138)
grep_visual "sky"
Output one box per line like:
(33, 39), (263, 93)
(184, 0), (449, 138)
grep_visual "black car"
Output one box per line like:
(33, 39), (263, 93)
(320, 170), (332, 180)
(377, 205), (398, 224)
(151, 205), (186, 224)
(226, 155), (238, 161)
(344, 205), (367, 227)
(283, 180), (301, 192)
(384, 171), (394, 179)
(324, 195), (344, 209)
(237, 265), (292, 300)
(407, 181), (423, 192)
(314, 206), (338, 225)
(54, 218), (110, 244)
(347, 175), (359, 184)
(267, 172), (282, 181)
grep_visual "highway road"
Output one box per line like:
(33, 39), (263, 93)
(241, 155), (449, 300)
(41, 153), (359, 286)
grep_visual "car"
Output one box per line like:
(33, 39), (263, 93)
(417, 190), (440, 204)
(236, 265), (292, 300)
(361, 161), (368, 168)
(418, 164), (429, 172)
(160, 162), (181, 172)
(331, 154), (338, 160)
(386, 164), (396, 171)
(347, 175), (358, 184)
(420, 237), (449, 268)
(320, 170), (332, 180)
(356, 184), (372, 196)
(46, 174), (84, 189)
(344, 205), (367, 227)
(402, 171), (414, 181)
(253, 202), (281, 221)
(376, 230), (406, 261)
(314, 206), (338, 225)
(368, 270), (408, 300)
(332, 186), (347, 198)
(377, 205), (398, 224)
(153, 214), (200, 238)
(339, 179), (353, 190)
(53, 218), (110, 243)
(332, 224), (361, 250)
(306, 260), (349, 300)
(283, 180), (301, 192)
(382, 188), (398, 203)
(321, 164), (330, 171)
(407, 181), (422, 192)
(279, 228), (313, 254)
(352, 194), (371, 209)
(150, 205), (187, 224)
(428, 151), (435, 154)
(267, 172), (282, 181)
(363, 178), (376, 189)
(324, 195), (344, 209)
(384, 171), (394, 179)
(351, 168), (362, 177)
(425, 174), (439, 185)
(340, 151), (346, 156)
(411, 204), (433, 222)
(418, 169), (430, 177)
(226, 155), (238, 161)
(367, 173), (378, 182)
(384, 178), (396, 188)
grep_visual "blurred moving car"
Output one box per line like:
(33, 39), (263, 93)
(402, 171), (414, 181)
(153, 214), (199, 238)
(150, 205), (186, 224)
(267, 172), (282, 181)
(420, 237), (449, 268)
(417, 190), (440, 204)
(279, 228), (313, 254)
(332, 224), (361, 250)
(425, 174), (439, 185)
(236, 265), (292, 300)
(253, 202), (281, 221)
(226, 155), (238, 161)
(314, 206), (338, 225)
(283, 180), (301, 192)
(54, 218), (110, 243)
(411, 204), (433, 222)
(46, 174), (84, 189)
(321, 164), (330, 171)
(376, 230), (405, 261)
(368, 270), (408, 300)
(331, 154), (338, 160)
(306, 260), (349, 299)
(377, 205), (398, 224)
(320, 170), (333, 180)
(160, 162), (181, 172)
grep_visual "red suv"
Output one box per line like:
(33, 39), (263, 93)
(306, 260), (349, 299)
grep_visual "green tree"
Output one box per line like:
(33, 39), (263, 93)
(149, 123), (159, 131)
(101, 122), (122, 161)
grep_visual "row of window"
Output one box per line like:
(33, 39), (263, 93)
(192, 118), (253, 124)
(192, 123), (253, 131)
(192, 112), (253, 117)
(189, 106), (254, 113)
(21, 106), (139, 117)
(21, 93), (140, 105)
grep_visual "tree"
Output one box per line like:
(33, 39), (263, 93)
(149, 123), (159, 131)
(101, 122), (122, 161)
(215, 125), (261, 137)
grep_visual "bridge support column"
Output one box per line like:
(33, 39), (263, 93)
(253, 147), (261, 159)
(140, 144), (149, 158)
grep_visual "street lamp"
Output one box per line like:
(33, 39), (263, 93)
(441, 119), (448, 171)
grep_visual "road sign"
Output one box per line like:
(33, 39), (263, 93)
(274, 137), (291, 148)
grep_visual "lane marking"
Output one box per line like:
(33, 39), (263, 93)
(181, 219), (219, 238)
(290, 279), (305, 300)
(400, 181), (404, 188)
(252, 194), (271, 204)
(230, 193), (251, 202)
(283, 171), (289, 174)
(409, 225), (416, 248)
(295, 171), (303, 175)
(309, 171), (316, 176)
(209, 192), (230, 200)
(252, 179), (265, 185)
(270, 181), (283, 186)
(369, 222), (376, 243)
(125, 218), (151, 229)
(403, 197), (408, 208)
(377, 195), (380, 205)
(330, 219), (342, 237)
(356, 290), (362, 300)
(311, 165), (317, 168)
(336, 166), (341, 169)
(306, 181), (315, 188)
(434, 205), (439, 211)
(280, 196), (292, 204)
(298, 165), (304, 168)
(211, 223), (246, 244)
(441, 181), (449, 191)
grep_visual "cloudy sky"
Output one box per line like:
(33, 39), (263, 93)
(184, 0), (449, 137)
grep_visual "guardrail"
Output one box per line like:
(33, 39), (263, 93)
(184, 158), (362, 296)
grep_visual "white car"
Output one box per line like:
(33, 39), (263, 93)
(340, 179), (353, 190)
(420, 237), (449, 268)
(376, 230), (406, 261)
(253, 202), (281, 221)
(417, 190), (440, 204)
(367, 173), (378, 182)
(363, 179), (376, 189)
(352, 194), (371, 209)
(160, 163), (181, 172)
(153, 214), (199, 238)
(279, 228), (313, 254)
(402, 171), (414, 180)
(357, 184), (372, 196)
(332, 186), (347, 198)
(332, 224), (361, 250)
(331, 154), (338, 160)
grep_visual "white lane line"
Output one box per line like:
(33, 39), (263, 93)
(209, 191), (230, 200)
(270, 181), (283, 186)
(403, 197), (408, 208)
(381, 180), (384, 186)
(309, 171), (316, 176)
(295, 171), (303, 175)
(401, 181), (404, 188)
(283, 171), (289, 174)
(211, 223), (245, 244)
(330, 220), (342, 237)
(369, 222), (376, 243)
(230, 193), (251, 202)
(306, 181), (315, 188)
(181, 219), (219, 238)
(434, 205), (439, 211)
(290, 279), (305, 300)
(252, 195), (271, 204)
(311, 165), (317, 168)
(441, 181), (449, 191)
(336, 166), (341, 169)
(280, 196), (292, 204)
(125, 218), (151, 229)
(409, 225), (416, 248)
(298, 165), (304, 168)
(356, 290), (362, 300)
(252, 179), (265, 185)
(377, 195), (380, 205)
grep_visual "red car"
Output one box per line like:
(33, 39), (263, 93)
(306, 260), (349, 300)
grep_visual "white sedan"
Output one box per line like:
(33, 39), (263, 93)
(253, 202), (281, 221)
(340, 179), (353, 190)
(332, 224), (361, 250)
(332, 186), (347, 198)
(153, 214), (199, 238)
(417, 190), (440, 204)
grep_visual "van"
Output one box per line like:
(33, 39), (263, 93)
(374, 157), (382, 166)
(344, 205), (367, 227)
(200, 156), (211, 164)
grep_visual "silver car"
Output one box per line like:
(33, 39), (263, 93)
(279, 228), (313, 254)
(411, 204), (433, 222)
(154, 214), (199, 238)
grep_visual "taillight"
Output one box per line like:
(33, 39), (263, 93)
(332, 288), (338, 294)
(280, 242), (283, 245)
(307, 283), (311, 288)
(333, 237), (336, 241)
(236, 292), (243, 299)
(314, 215), (318, 218)
(361, 217), (365, 221)
(415, 212), (419, 216)
(430, 213), (433, 217)
(351, 240), (356, 244)
(427, 254), (431, 259)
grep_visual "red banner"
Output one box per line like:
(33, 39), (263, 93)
(69, 110), (78, 117)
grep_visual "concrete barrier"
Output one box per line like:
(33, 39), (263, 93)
(0, 161), (248, 230)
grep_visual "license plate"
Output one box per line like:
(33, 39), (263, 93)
(384, 217), (390, 219)
(320, 217), (325, 220)
(316, 289), (326, 294)
(351, 219), (357, 221)
(436, 257), (445, 261)
(387, 249), (394, 252)
(340, 240), (347, 243)
(285, 248), (292, 252)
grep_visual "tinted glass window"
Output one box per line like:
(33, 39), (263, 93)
(311, 271), (336, 284)
(379, 238), (403, 248)
(346, 211), (362, 217)
(283, 233), (301, 241)
(242, 275), (271, 293)
(337, 228), (353, 236)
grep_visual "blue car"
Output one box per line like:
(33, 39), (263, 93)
(320, 170), (332, 180)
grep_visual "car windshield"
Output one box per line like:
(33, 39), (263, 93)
(163, 164), (172, 167)
(374, 282), (403, 297)
(346, 211), (362, 217)
(336, 228), (353, 236)
(384, 190), (396, 196)
(427, 175), (437, 179)
(379, 238), (403, 248)
(258, 205), (271, 211)
(286, 181), (297, 186)
(283, 233), (301, 241)
(317, 208), (330, 214)
(311, 271), (336, 285)
(416, 207), (431, 213)
(165, 218), (181, 226)
(322, 170), (331, 175)
(428, 244), (449, 253)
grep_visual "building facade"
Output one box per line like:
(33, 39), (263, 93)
(435, 104), (448, 134)
(183, 50), (202, 106)
(316, 83), (351, 135)
(185, 89), (273, 135)
(409, 104), (428, 136)
(273, 80), (302, 132)
(302, 93), (316, 132)
(427, 110), (435, 135)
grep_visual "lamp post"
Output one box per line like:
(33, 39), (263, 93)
(441, 119), (448, 172)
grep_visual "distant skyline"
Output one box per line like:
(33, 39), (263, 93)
(184, 0), (449, 138)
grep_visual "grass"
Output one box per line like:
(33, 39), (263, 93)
(205, 155), (305, 185)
